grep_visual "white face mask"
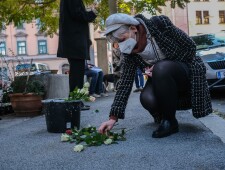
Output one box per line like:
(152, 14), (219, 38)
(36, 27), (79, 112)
(118, 38), (137, 54)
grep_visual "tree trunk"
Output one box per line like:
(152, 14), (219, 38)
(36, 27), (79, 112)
(108, 0), (117, 14)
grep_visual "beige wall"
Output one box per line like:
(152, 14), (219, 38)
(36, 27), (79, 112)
(159, 0), (225, 36)
(187, 0), (225, 35)
(0, 22), (65, 75)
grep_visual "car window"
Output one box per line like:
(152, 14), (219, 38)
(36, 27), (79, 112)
(16, 64), (37, 72)
(191, 33), (225, 50)
(38, 64), (49, 71)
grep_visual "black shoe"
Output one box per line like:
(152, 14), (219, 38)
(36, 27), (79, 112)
(152, 119), (179, 138)
(80, 105), (90, 111)
(151, 112), (162, 124)
(80, 102), (90, 111)
(153, 116), (162, 124)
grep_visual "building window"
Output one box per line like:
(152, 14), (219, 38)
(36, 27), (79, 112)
(0, 42), (6, 56)
(219, 11), (225, 23)
(17, 41), (26, 55)
(38, 40), (47, 54)
(196, 11), (202, 24)
(203, 11), (209, 24)
(196, 11), (210, 24)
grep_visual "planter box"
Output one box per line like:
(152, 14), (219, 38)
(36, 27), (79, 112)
(42, 99), (81, 133)
(9, 93), (42, 116)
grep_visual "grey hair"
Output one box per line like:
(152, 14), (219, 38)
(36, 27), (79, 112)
(112, 25), (130, 39)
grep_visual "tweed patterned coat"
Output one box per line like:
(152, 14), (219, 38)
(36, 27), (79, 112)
(109, 14), (212, 119)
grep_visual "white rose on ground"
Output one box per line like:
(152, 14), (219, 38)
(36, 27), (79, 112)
(104, 138), (113, 145)
(61, 134), (70, 142)
(83, 82), (90, 88)
(89, 96), (96, 102)
(74, 145), (84, 152)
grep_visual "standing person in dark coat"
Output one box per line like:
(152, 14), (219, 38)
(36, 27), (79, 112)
(57, 0), (97, 92)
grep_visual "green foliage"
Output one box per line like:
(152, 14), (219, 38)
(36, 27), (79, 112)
(63, 126), (126, 147)
(0, 0), (189, 35)
(11, 77), (45, 95)
(0, 0), (59, 36)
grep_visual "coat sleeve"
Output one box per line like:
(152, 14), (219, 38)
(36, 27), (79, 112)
(67, 0), (97, 22)
(109, 55), (137, 119)
(149, 15), (196, 62)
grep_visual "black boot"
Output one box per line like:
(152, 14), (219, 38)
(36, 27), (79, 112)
(152, 119), (179, 138)
(152, 113), (162, 124)
(80, 101), (90, 111)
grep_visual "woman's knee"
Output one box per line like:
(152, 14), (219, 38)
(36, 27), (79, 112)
(140, 90), (157, 111)
(153, 60), (174, 78)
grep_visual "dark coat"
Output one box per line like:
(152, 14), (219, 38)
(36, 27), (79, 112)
(57, 0), (97, 59)
(110, 15), (212, 119)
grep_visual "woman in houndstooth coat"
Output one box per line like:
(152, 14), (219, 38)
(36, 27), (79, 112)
(99, 13), (212, 138)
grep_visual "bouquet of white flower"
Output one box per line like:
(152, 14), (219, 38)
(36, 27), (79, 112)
(66, 82), (95, 102)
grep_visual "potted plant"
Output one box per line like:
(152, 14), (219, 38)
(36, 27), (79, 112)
(8, 75), (45, 116)
(1, 53), (45, 116)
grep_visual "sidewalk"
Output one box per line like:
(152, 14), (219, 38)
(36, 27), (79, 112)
(0, 92), (225, 170)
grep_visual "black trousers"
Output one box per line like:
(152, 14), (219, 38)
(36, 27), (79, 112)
(67, 58), (85, 92)
(140, 60), (191, 121)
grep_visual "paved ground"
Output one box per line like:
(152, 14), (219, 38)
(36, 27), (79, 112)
(0, 91), (225, 170)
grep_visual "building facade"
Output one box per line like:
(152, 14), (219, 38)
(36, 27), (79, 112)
(161, 0), (225, 36)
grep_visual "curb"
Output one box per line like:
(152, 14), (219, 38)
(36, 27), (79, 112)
(198, 113), (225, 143)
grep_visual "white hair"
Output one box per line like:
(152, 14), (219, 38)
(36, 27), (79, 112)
(112, 25), (130, 39)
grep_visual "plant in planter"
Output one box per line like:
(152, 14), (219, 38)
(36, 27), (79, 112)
(0, 50), (50, 117)
(1, 56), (46, 116)
(9, 75), (45, 116)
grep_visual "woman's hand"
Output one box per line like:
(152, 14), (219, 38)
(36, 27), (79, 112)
(98, 119), (116, 134)
(145, 65), (154, 77)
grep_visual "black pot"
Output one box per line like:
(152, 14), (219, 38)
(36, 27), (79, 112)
(42, 99), (81, 133)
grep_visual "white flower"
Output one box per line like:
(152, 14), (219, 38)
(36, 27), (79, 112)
(104, 138), (113, 145)
(80, 88), (86, 94)
(74, 145), (84, 152)
(84, 90), (89, 95)
(83, 82), (90, 88)
(61, 134), (70, 142)
(89, 96), (96, 102)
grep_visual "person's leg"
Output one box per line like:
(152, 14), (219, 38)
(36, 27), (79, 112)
(141, 60), (190, 138)
(134, 69), (139, 88)
(85, 69), (99, 95)
(140, 78), (161, 123)
(133, 69), (141, 92)
(95, 71), (104, 94)
(152, 61), (190, 121)
(67, 58), (85, 91)
(67, 58), (90, 110)
(137, 68), (144, 88)
(103, 74), (108, 90)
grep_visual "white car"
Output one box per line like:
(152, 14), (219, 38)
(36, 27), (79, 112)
(191, 32), (225, 90)
(15, 63), (51, 76)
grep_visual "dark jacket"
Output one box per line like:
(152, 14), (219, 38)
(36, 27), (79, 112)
(57, 0), (97, 59)
(110, 14), (212, 119)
